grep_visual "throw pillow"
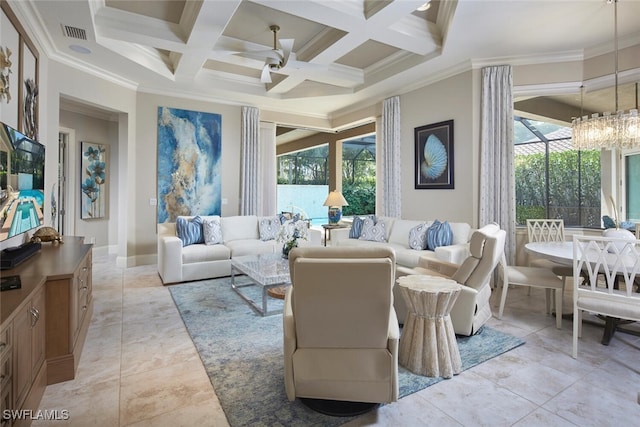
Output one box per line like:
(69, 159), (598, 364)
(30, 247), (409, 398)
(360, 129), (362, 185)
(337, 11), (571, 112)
(259, 216), (281, 241)
(359, 217), (386, 243)
(176, 216), (204, 247)
(349, 216), (365, 239)
(202, 217), (223, 245)
(409, 223), (429, 250)
(426, 220), (453, 250)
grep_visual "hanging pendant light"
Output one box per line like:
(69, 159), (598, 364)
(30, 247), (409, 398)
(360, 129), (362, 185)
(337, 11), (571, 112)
(571, 0), (639, 150)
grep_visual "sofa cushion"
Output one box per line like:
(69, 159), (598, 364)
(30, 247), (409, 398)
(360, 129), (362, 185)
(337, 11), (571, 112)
(449, 222), (472, 245)
(203, 216), (223, 245)
(359, 218), (386, 242)
(259, 216), (281, 241)
(225, 239), (277, 257)
(176, 216), (204, 246)
(408, 223), (429, 250)
(427, 220), (453, 250)
(182, 243), (230, 264)
(388, 219), (425, 247)
(221, 215), (259, 242)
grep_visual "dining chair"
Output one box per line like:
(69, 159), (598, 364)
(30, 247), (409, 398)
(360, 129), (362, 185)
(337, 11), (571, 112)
(525, 219), (572, 308)
(526, 219), (573, 285)
(497, 254), (565, 329)
(572, 235), (640, 358)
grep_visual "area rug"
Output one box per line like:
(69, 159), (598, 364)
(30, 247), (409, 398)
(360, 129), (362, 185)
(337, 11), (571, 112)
(169, 277), (524, 427)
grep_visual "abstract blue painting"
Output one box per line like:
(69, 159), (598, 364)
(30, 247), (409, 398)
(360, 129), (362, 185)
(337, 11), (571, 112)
(157, 107), (222, 223)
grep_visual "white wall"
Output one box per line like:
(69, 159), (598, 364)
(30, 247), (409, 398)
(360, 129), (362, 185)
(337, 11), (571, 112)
(45, 61), (137, 265)
(399, 70), (479, 226)
(59, 109), (116, 248)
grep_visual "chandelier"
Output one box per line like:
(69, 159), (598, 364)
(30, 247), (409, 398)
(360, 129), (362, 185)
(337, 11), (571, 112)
(571, 0), (639, 150)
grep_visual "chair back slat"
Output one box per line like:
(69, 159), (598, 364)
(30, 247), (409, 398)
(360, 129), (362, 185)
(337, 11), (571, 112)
(527, 219), (565, 243)
(573, 235), (640, 298)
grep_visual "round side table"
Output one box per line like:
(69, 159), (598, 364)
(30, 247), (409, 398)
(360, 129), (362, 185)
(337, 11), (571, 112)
(397, 275), (462, 379)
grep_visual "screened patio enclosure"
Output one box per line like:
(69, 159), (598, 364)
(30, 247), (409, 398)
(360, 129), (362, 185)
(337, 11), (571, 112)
(277, 136), (376, 224)
(514, 116), (601, 228)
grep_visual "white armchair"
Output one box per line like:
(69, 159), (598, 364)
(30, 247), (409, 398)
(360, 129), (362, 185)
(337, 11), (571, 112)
(283, 246), (399, 412)
(408, 222), (506, 336)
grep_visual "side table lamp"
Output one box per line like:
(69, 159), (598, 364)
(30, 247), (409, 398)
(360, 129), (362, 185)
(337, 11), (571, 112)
(323, 190), (348, 225)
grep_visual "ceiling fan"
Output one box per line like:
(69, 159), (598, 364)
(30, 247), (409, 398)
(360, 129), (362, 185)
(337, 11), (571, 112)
(235, 25), (316, 84)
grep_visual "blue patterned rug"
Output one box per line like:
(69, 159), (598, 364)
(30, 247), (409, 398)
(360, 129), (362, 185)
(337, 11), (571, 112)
(169, 277), (524, 427)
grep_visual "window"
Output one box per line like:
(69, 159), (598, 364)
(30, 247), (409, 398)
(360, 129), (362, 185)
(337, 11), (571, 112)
(277, 144), (329, 224)
(625, 153), (640, 222)
(342, 135), (376, 217)
(514, 116), (601, 227)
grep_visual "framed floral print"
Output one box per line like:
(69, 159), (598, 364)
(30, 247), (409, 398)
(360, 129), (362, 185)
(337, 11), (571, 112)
(81, 141), (107, 219)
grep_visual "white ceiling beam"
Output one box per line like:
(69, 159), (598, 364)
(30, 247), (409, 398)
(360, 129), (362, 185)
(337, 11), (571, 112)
(173, 0), (242, 79)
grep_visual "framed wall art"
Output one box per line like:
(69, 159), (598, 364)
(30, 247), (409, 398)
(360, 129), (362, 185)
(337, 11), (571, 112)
(157, 107), (222, 223)
(414, 119), (454, 189)
(81, 141), (107, 219)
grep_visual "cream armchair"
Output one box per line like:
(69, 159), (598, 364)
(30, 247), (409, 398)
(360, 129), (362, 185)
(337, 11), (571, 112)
(407, 223), (506, 336)
(283, 246), (399, 409)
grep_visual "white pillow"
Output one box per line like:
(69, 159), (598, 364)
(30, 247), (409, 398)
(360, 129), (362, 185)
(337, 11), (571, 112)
(259, 216), (281, 241)
(408, 223), (429, 250)
(202, 217), (223, 245)
(359, 218), (386, 242)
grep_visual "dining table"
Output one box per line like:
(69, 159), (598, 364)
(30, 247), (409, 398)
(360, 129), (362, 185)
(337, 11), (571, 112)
(524, 240), (640, 345)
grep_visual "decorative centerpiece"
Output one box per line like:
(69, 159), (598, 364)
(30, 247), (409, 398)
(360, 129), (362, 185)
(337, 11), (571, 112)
(278, 219), (309, 259)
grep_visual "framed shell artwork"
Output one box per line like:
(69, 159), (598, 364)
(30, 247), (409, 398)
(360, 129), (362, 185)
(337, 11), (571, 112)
(414, 120), (454, 189)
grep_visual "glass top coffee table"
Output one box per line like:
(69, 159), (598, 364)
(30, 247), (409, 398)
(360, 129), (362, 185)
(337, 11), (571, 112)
(231, 253), (291, 316)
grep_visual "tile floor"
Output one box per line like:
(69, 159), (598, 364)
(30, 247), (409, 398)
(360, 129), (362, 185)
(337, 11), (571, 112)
(34, 253), (640, 426)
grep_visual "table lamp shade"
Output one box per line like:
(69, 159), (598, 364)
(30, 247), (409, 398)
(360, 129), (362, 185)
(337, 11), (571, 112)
(323, 191), (348, 224)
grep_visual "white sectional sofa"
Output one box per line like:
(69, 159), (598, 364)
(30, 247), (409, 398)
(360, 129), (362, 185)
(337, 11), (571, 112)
(157, 215), (321, 285)
(331, 217), (472, 269)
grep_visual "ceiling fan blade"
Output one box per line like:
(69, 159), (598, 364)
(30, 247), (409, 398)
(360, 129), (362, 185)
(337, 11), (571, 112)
(235, 49), (283, 62)
(278, 39), (294, 67)
(260, 64), (272, 83)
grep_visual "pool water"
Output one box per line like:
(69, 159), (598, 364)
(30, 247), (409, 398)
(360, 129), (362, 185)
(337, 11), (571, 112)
(18, 189), (44, 207)
(8, 198), (40, 236)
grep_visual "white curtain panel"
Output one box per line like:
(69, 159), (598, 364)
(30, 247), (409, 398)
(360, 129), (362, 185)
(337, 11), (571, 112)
(381, 95), (402, 218)
(240, 106), (260, 215)
(480, 65), (516, 263)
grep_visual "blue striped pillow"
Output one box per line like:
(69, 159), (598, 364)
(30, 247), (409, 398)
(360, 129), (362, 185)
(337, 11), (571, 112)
(426, 220), (453, 250)
(349, 217), (365, 238)
(176, 216), (204, 246)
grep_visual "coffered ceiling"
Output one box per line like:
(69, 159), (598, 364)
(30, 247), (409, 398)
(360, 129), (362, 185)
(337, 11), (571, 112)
(9, 0), (640, 126)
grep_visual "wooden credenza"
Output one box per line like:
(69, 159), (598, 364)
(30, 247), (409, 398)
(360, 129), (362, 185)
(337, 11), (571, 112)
(1, 237), (92, 426)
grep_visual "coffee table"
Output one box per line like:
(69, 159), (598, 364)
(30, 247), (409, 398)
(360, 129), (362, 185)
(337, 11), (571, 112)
(231, 253), (291, 316)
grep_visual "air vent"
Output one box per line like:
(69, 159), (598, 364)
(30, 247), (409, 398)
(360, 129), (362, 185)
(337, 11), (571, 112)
(62, 25), (87, 40)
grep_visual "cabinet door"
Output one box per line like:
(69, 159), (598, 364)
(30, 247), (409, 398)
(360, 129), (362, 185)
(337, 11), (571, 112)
(31, 287), (45, 375)
(12, 306), (31, 409)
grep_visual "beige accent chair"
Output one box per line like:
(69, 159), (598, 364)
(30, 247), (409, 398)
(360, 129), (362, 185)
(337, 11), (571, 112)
(572, 235), (640, 358)
(283, 246), (399, 405)
(409, 222), (506, 336)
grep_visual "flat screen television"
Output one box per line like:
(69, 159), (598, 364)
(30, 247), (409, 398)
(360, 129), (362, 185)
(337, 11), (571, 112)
(0, 121), (45, 242)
